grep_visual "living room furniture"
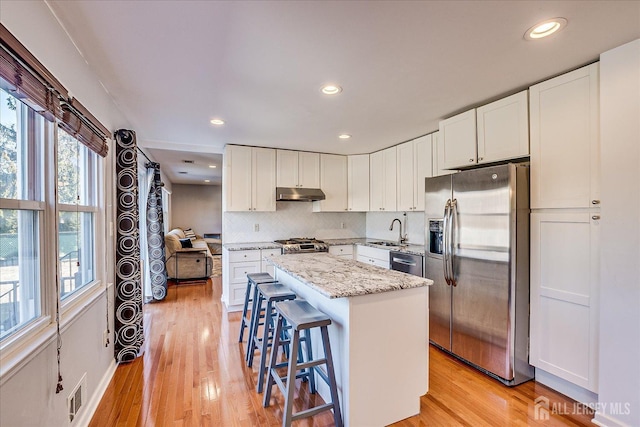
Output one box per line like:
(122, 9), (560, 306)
(164, 228), (214, 280)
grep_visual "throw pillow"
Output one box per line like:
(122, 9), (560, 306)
(184, 228), (196, 241)
(179, 238), (193, 248)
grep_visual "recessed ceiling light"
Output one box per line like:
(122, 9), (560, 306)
(321, 84), (342, 95)
(210, 118), (225, 125)
(525, 18), (567, 40)
(209, 165), (217, 168)
(204, 179), (211, 183)
(338, 134), (351, 140)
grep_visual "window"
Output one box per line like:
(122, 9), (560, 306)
(0, 88), (44, 340)
(57, 128), (98, 299)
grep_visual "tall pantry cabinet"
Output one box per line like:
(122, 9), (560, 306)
(529, 63), (600, 397)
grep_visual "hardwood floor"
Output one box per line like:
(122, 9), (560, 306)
(90, 278), (594, 426)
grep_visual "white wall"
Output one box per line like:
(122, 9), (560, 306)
(223, 202), (366, 243)
(171, 184), (222, 234)
(593, 39), (640, 427)
(0, 1), (126, 426)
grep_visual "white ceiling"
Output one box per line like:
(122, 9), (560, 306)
(46, 1), (639, 185)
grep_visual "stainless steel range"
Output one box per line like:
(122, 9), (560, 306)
(274, 238), (328, 254)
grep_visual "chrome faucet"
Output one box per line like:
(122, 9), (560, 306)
(389, 218), (407, 245)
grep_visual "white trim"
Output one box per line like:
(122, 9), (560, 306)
(0, 283), (108, 385)
(592, 411), (631, 427)
(0, 199), (45, 210)
(74, 359), (117, 427)
(61, 280), (106, 319)
(535, 368), (598, 405)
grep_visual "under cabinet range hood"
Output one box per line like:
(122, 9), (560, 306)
(275, 187), (326, 201)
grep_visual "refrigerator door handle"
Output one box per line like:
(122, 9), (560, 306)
(442, 199), (452, 286)
(449, 198), (457, 287)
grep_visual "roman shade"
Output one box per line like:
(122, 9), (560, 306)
(0, 24), (109, 157)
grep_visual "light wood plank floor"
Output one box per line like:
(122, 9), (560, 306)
(90, 278), (594, 426)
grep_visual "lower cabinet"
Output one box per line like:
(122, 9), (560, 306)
(328, 244), (354, 259)
(356, 245), (390, 269)
(530, 211), (600, 393)
(222, 247), (282, 311)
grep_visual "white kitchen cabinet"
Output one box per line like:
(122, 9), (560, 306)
(370, 146), (397, 212)
(439, 109), (477, 170)
(347, 154), (370, 211)
(397, 135), (433, 211)
(328, 244), (354, 259)
(530, 211), (600, 392)
(477, 90), (529, 164)
(276, 150), (320, 188)
(313, 154), (347, 212)
(356, 245), (389, 269)
(223, 145), (276, 212)
(431, 131), (455, 177)
(530, 63), (600, 209)
(222, 247), (283, 310)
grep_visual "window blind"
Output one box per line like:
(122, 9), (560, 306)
(0, 24), (109, 157)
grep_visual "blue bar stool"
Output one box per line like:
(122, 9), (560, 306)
(247, 282), (297, 393)
(238, 272), (277, 344)
(263, 300), (343, 427)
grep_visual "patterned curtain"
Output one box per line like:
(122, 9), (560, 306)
(146, 162), (168, 300)
(114, 129), (144, 363)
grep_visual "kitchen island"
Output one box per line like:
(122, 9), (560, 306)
(263, 253), (433, 427)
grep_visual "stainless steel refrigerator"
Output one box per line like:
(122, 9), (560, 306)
(424, 163), (534, 385)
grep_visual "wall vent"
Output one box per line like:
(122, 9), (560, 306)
(182, 159), (194, 164)
(68, 374), (87, 424)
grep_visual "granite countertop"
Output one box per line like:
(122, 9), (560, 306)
(223, 242), (283, 251)
(264, 253), (432, 299)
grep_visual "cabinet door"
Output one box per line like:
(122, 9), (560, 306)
(432, 131), (453, 177)
(261, 248), (282, 277)
(530, 211), (600, 392)
(252, 147), (276, 211)
(414, 135), (433, 211)
(276, 150), (299, 187)
(370, 150), (385, 211)
(396, 141), (416, 211)
(348, 154), (370, 211)
(439, 109), (477, 169)
(313, 154), (347, 212)
(382, 146), (397, 211)
(223, 145), (252, 211)
(298, 152), (320, 188)
(477, 90), (529, 164)
(530, 63), (600, 209)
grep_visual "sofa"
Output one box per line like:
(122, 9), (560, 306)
(164, 228), (214, 280)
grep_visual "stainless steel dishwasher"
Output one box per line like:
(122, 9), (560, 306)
(389, 251), (424, 277)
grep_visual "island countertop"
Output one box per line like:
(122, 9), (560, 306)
(264, 252), (433, 299)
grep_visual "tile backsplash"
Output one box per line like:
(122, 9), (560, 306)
(365, 211), (426, 245)
(223, 202), (366, 243)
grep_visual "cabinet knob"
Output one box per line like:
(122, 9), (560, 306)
(592, 215), (601, 220)
(469, 158), (474, 163)
(478, 157), (483, 161)
(592, 200), (601, 205)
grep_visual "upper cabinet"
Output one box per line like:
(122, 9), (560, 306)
(276, 150), (320, 188)
(477, 90), (529, 164)
(370, 146), (397, 211)
(439, 90), (530, 170)
(439, 109), (477, 170)
(397, 135), (433, 211)
(529, 63), (600, 209)
(432, 131), (454, 177)
(223, 145), (276, 212)
(347, 154), (370, 211)
(313, 154), (347, 212)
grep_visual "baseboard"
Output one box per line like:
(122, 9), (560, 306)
(535, 368), (598, 405)
(76, 359), (117, 427)
(592, 411), (630, 427)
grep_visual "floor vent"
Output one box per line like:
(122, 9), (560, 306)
(68, 374), (87, 423)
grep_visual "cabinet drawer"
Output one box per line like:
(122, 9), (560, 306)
(228, 250), (261, 263)
(229, 261), (261, 282)
(356, 254), (389, 269)
(329, 245), (353, 256)
(357, 245), (389, 261)
(261, 248), (282, 258)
